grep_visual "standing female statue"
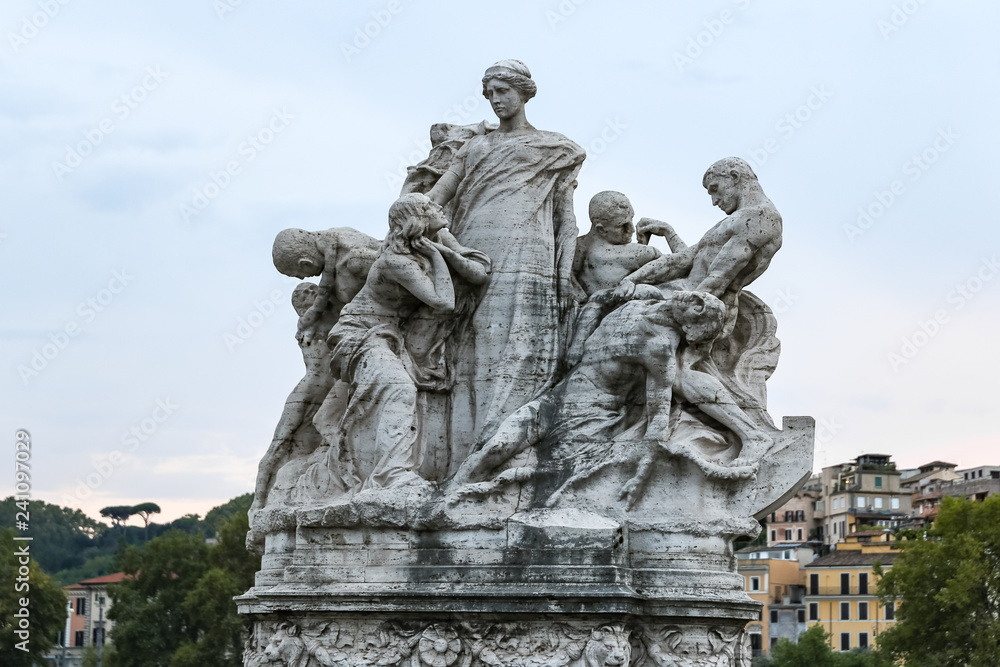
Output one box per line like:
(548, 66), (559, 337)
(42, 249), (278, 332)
(427, 60), (586, 459)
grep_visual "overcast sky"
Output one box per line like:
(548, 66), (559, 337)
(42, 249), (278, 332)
(3, 1), (998, 523)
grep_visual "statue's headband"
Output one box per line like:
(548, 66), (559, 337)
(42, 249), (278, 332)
(484, 65), (529, 80)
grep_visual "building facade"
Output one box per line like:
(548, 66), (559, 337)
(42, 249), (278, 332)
(817, 454), (911, 545)
(737, 543), (818, 656)
(804, 532), (898, 652)
(55, 572), (127, 665)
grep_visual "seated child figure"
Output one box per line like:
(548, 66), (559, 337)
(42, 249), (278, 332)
(567, 191), (662, 365)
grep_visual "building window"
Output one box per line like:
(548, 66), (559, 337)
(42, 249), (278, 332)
(859, 573), (869, 595)
(875, 476), (882, 488)
(874, 497), (883, 509)
(771, 530), (776, 542)
(797, 528), (803, 540)
(859, 602), (869, 620)
(841, 573), (850, 595)
(840, 602), (850, 620)
(840, 633), (851, 651)
(833, 522), (838, 535)
(74, 631), (85, 647)
(796, 510), (805, 521)
(770, 610), (778, 623)
(785, 529), (792, 541)
(891, 497), (900, 509)
(785, 510), (793, 522)
(750, 577), (760, 591)
(857, 496), (866, 508)
(885, 602), (895, 620)
(750, 634), (762, 652)
(859, 632), (869, 648)
(809, 603), (818, 621)
(75, 598), (86, 616)
(809, 574), (819, 596)
(798, 609), (806, 623)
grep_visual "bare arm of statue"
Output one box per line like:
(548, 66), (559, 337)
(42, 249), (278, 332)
(636, 217), (688, 252)
(426, 170), (461, 207)
(385, 240), (456, 312)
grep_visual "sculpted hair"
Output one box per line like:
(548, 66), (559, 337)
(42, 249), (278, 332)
(702, 157), (759, 188)
(385, 193), (437, 254)
(290, 282), (319, 317)
(588, 190), (632, 225)
(673, 291), (727, 344)
(272, 228), (318, 276)
(482, 59), (537, 102)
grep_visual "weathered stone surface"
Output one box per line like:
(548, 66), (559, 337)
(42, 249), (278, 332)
(241, 59), (813, 667)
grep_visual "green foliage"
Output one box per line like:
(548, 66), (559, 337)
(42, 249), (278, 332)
(769, 626), (891, 667)
(82, 644), (118, 667)
(877, 494), (1000, 666)
(0, 528), (68, 666)
(100, 505), (138, 530)
(202, 493), (252, 538)
(770, 625), (840, 667)
(1, 497), (105, 574)
(106, 497), (260, 667)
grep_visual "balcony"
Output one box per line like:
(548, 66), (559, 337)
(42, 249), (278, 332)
(806, 587), (874, 596)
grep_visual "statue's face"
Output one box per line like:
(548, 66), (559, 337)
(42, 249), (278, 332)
(484, 78), (524, 121)
(423, 207), (448, 236)
(704, 173), (740, 214)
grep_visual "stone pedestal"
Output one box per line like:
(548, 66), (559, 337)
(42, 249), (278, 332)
(239, 418), (813, 666)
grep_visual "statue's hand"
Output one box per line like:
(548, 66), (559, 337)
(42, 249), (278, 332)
(636, 217), (675, 241)
(612, 278), (636, 301)
(411, 236), (439, 258)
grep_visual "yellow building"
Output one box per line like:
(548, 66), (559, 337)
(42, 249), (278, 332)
(736, 544), (817, 656)
(804, 531), (898, 652)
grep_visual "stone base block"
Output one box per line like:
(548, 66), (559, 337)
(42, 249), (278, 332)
(241, 612), (754, 666)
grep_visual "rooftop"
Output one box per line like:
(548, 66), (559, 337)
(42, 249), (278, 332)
(806, 551), (898, 568)
(77, 572), (131, 586)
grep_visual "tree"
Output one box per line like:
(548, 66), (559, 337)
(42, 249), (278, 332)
(1, 497), (105, 575)
(131, 502), (162, 541)
(877, 494), (1000, 666)
(100, 505), (137, 533)
(202, 493), (252, 538)
(0, 528), (69, 666)
(106, 495), (261, 667)
(768, 625), (890, 667)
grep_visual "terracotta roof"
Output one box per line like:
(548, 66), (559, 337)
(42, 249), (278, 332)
(64, 584), (85, 590)
(77, 572), (131, 585)
(806, 551), (898, 568)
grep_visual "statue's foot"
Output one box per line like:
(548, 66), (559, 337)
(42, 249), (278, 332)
(443, 481), (500, 505)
